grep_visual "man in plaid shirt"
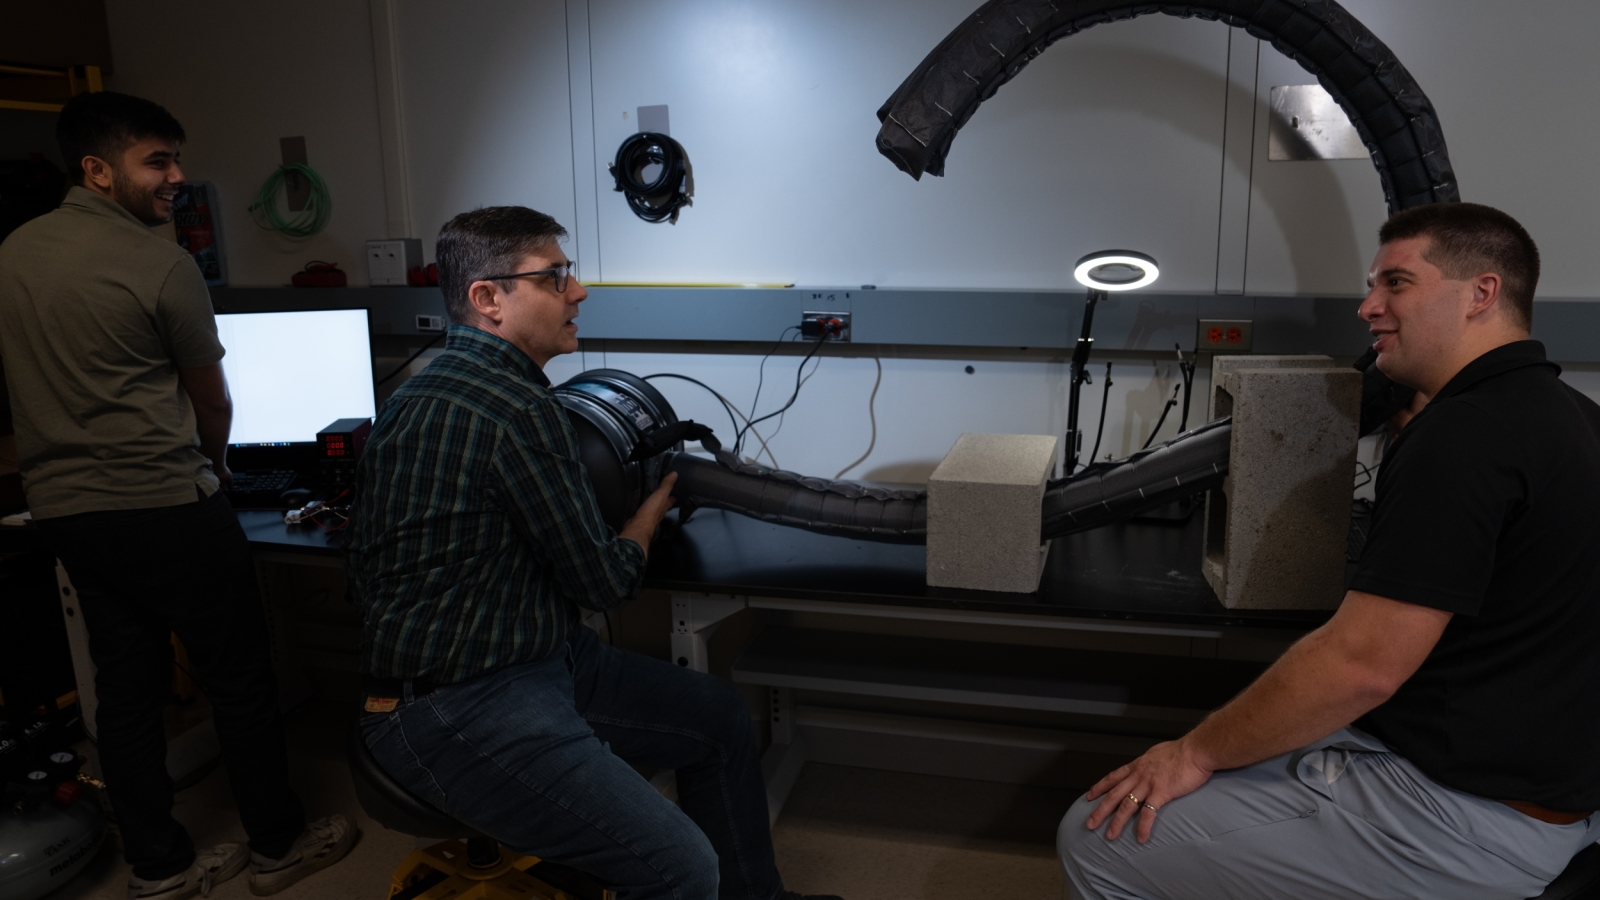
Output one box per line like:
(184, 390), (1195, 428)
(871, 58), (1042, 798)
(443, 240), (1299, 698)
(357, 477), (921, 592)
(348, 207), (840, 900)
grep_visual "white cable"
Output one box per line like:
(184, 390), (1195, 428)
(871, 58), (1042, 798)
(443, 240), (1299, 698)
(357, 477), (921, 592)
(835, 357), (882, 479)
(732, 407), (780, 469)
(765, 353), (824, 449)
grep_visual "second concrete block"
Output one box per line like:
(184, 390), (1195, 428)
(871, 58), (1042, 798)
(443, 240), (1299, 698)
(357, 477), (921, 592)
(1202, 356), (1361, 610)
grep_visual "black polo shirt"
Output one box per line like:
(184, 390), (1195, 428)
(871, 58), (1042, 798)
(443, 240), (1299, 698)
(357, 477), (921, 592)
(1352, 340), (1600, 811)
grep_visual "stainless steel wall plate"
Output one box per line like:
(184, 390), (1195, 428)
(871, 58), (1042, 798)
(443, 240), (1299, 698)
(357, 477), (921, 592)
(1268, 85), (1367, 161)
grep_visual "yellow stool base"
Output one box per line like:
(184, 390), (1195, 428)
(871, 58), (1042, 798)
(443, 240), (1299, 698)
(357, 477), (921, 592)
(386, 839), (579, 900)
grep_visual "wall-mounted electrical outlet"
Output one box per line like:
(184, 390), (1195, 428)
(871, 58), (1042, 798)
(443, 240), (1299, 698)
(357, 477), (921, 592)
(801, 311), (851, 342)
(370, 238), (422, 286)
(416, 315), (445, 332)
(1197, 319), (1253, 352)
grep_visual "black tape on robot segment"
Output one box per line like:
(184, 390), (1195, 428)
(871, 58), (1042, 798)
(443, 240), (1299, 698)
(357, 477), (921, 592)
(875, 0), (1459, 214)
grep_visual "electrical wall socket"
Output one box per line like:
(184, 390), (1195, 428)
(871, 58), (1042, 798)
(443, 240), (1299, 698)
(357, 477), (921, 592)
(801, 310), (851, 342)
(1197, 319), (1253, 352)
(368, 238), (422, 286)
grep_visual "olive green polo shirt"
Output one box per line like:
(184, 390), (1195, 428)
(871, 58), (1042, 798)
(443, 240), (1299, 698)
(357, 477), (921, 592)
(0, 186), (225, 519)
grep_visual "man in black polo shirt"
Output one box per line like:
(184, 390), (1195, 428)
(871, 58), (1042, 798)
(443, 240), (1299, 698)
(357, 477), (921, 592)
(1057, 202), (1600, 900)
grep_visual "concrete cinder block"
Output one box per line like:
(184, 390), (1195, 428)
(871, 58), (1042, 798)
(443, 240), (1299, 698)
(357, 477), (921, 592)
(1202, 356), (1361, 609)
(927, 433), (1059, 594)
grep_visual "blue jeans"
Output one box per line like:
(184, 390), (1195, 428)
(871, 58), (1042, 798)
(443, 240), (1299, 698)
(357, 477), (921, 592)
(360, 624), (781, 900)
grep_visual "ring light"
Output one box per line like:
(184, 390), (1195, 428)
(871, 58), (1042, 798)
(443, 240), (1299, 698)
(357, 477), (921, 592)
(1073, 251), (1160, 292)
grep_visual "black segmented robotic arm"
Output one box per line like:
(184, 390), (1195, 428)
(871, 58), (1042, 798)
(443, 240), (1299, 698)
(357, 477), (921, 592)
(874, 0), (1458, 214)
(557, 368), (1230, 544)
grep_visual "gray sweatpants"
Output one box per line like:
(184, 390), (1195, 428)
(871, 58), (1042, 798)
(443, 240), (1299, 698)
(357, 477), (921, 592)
(1058, 729), (1600, 900)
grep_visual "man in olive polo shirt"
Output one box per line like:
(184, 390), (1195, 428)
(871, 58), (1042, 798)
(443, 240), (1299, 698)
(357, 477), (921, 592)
(0, 92), (353, 898)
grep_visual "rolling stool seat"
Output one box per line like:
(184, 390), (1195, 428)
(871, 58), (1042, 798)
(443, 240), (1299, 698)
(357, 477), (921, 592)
(1532, 843), (1600, 900)
(347, 721), (612, 900)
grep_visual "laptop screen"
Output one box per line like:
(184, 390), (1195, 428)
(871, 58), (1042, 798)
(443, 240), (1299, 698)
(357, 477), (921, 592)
(215, 309), (377, 446)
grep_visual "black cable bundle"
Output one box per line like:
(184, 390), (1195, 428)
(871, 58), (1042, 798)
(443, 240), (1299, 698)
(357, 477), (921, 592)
(609, 132), (691, 223)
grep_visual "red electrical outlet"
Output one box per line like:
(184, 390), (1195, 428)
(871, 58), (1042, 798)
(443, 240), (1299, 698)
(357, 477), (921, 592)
(800, 310), (851, 342)
(1196, 319), (1253, 352)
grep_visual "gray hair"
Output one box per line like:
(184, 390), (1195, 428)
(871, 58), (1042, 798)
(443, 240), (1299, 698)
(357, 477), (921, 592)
(435, 206), (568, 325)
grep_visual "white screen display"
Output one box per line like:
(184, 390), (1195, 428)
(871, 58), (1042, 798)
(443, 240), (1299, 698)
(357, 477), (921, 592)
(215, 309), (377, 445)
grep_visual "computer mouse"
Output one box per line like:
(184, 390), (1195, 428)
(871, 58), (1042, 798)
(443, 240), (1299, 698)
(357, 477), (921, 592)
(280, 488), (314, 509)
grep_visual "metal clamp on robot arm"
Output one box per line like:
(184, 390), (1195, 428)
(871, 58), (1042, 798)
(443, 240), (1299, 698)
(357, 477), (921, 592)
(628, 420), (720, 462)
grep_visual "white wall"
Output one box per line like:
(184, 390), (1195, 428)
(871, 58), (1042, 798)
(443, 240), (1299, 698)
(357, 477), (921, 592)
(96, 1), (1600, 481)
(101, 1), (1600, 297)
(1243, 0), (1600, 297)
(103, 0), (390, 286)
(393, 0), (578, 252)
(1241, 39), (1387, 297)
(583, 2), (1231, 290)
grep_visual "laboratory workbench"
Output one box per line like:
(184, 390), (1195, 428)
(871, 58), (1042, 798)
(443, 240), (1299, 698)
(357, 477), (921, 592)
(241, 504), (1322, 809)
(237, 506), (1328, 633)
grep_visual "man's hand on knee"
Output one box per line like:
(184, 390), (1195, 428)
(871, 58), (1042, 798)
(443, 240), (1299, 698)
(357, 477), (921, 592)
(1083, 738), (1213, 844)
(1080, 591), (1449, 846)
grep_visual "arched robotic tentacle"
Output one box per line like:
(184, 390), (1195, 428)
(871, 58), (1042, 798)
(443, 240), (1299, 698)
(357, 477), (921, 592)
(875, 0), (1458, 214)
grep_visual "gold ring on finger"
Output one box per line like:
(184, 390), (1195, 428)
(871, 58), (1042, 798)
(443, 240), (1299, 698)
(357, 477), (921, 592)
(1125, 792), (1140, 806)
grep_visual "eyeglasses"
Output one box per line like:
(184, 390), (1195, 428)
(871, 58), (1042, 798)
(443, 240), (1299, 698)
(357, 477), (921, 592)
(481, 261), (577, 293)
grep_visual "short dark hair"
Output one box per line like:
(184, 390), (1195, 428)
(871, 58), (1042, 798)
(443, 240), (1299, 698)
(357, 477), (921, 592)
(435, 207), (568, 325)
(1378, 202), (1540, 329)
(56, 91), (186, 185)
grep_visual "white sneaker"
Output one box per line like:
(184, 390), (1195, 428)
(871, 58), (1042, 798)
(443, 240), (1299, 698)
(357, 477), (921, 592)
(246, 814), (359, 896)
(127, 842), (249, 899)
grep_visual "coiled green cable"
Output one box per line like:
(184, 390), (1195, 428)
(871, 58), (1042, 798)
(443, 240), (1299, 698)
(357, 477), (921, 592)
(248, 163), (332, 237)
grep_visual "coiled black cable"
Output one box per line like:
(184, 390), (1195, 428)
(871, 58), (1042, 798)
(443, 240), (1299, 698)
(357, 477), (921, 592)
(609, 132), (691, 223)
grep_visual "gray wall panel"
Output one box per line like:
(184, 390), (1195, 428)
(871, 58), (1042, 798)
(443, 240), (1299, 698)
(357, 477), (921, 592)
(211, 286), (1600, 362)
(576, 288), (803, 342)
(853, 291), (1070, 348)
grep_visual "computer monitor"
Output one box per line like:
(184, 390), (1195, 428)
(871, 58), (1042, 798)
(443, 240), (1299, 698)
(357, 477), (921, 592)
(214, 309), (377, 448)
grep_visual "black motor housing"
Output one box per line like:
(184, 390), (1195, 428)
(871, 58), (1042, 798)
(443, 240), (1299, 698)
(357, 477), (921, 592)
(554, 369), (680, 530)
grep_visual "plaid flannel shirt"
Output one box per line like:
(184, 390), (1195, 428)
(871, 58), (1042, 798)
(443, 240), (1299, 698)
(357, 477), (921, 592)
(345, 326), (645, 683)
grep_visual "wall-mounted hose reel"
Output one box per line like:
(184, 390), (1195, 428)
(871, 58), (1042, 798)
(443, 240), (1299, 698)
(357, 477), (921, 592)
(608, 132), (692, 223)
